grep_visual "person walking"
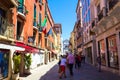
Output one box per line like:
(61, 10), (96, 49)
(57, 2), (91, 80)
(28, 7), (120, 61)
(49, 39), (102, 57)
(67, 51), (75, 76)
(74, 54), (78, 69)
(96, 55), (101, 72)
(75, 54), (81, 69)
(59, 55), (67, 79)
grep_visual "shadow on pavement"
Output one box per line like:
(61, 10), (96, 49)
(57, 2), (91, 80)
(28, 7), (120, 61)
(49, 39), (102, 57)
(39, 64), (60, 80)
(38, 63), (120, 80)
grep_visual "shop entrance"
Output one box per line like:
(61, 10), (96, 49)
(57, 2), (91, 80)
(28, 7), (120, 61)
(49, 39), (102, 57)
(0, 49), (9, 79)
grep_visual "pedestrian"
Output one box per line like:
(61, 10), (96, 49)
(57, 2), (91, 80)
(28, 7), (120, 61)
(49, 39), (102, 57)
(74, 54), (78, 69)
(75, 54), (81, 69)
(67, 51), (75, 76)
(81, 54), (85, 63)
(59, 55), (67, 79)
(96, 55), (101, 72)
(58, 55), (62, 73)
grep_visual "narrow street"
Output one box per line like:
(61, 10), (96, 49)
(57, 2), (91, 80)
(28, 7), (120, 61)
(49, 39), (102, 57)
(20, 60), (120, 80)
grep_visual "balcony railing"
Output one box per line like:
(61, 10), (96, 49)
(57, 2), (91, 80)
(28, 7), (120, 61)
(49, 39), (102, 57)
(39, 27), (43, 32)
(39, 0), (43, 5)
(18, 4), (27, 15)
(11, 0), (19, 7)
(109, 0), (119, 10)
(16, 35), (24, 42)
(33, 19), (37, 27)
(0, 15), (14, 39)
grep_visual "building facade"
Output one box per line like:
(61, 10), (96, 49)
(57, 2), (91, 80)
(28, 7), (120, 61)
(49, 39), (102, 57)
(0, 0), (60, 79)
(53, 24), (62, 57)
(90, 0), (120, 74)
(80, 0), (97, 65)
(69, 31), (75, 53)
(75, 0), (83, 55)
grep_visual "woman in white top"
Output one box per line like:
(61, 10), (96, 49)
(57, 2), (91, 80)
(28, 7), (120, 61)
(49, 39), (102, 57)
(59, 55), (67, 79)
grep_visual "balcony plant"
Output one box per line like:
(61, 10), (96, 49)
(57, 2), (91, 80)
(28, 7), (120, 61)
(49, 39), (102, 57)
(25, 10), (29, 15)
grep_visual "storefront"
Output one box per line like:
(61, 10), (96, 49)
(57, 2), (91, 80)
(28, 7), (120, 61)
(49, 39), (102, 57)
(31, 50), (44, 69)
(0, 49), (9, 79)
(98, 39), (106, 65)
(107, 35), (119, 69)
(85, 47), (93, 64)
(0, 43), (25, 80)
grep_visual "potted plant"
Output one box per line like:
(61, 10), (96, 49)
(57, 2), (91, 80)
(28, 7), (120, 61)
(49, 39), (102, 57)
(12, 54), (21, 80)
(24, 54), (32, 74)
(25, 10), (29, 15)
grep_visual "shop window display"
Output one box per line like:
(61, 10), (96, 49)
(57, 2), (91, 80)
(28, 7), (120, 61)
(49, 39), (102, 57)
(99, 40), (106, 66)
(0, 49), (9, 79)
(107, 35), (119, 69)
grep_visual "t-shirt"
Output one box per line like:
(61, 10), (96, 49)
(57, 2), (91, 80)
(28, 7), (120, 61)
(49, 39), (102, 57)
(67, 54), (74, 64)
(60, 58), (67, 66)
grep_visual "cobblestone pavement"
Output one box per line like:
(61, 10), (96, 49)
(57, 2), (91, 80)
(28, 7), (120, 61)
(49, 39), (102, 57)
(20, 60), (120, 80)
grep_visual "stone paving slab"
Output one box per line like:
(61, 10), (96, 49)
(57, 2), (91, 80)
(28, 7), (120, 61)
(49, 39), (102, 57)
(20, 60), (120, 80)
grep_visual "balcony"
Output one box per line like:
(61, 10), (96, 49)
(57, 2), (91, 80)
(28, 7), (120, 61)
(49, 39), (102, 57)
(96, 1), (120, 35)
(11, 0), (19, 7)
(17, 5), (27, 19)
(1, 0), (18, 8)
(28, 36), (37, 46)
(39, 27), (43, 32)
(33, 19), (37, 27)
(16, 35), (24, 42)
(109, 0), (119, 11)
(108, 1), (120, 16)
(39, 0), (44, 6)
(0, 15), (14, 40)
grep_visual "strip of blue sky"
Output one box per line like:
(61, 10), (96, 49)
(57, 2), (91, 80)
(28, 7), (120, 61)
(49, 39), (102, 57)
(48, 0), (77, 40)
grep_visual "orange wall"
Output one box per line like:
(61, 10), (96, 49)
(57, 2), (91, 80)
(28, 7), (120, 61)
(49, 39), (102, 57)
(23, 0), (35, 44)
(12, 0), (55, 49)
(12, 8), (17, 40)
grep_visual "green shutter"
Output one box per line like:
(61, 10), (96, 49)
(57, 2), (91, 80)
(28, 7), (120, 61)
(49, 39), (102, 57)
(18, 0), (24, 13)
(34, 5), (36, 19)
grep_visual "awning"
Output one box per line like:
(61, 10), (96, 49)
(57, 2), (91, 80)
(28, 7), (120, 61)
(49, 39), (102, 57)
(15, 42), (39, 53)
(0, 43), (25, 51)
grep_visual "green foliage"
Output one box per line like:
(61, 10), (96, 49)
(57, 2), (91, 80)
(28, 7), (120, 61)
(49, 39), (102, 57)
(25, 10), (29, 14)
(13, 54), (21, 74)
(24, 54), (32, 70)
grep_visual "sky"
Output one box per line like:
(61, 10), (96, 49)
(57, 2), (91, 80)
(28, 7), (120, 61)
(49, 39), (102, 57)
(48, 0), (78, 40)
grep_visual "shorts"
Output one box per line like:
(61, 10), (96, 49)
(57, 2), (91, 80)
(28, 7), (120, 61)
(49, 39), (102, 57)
(60, 65), (65, 72)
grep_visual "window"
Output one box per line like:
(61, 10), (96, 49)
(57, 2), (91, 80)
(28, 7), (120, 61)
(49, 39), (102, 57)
(18, 0), (24, 13)
(107, 35), (119, 68)
(44, 3), (47, 16)
(39, 0), (43, 5)
(34, 4), (36, 19)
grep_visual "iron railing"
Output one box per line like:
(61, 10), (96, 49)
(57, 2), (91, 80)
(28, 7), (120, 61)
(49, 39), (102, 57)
(16, 35), (24, 41)
(18, 4), (26, 15)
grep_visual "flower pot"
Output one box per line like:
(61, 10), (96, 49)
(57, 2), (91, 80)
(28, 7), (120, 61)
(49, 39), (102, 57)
(12, 73), (19, 80)
(24, 69), (31, 75)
